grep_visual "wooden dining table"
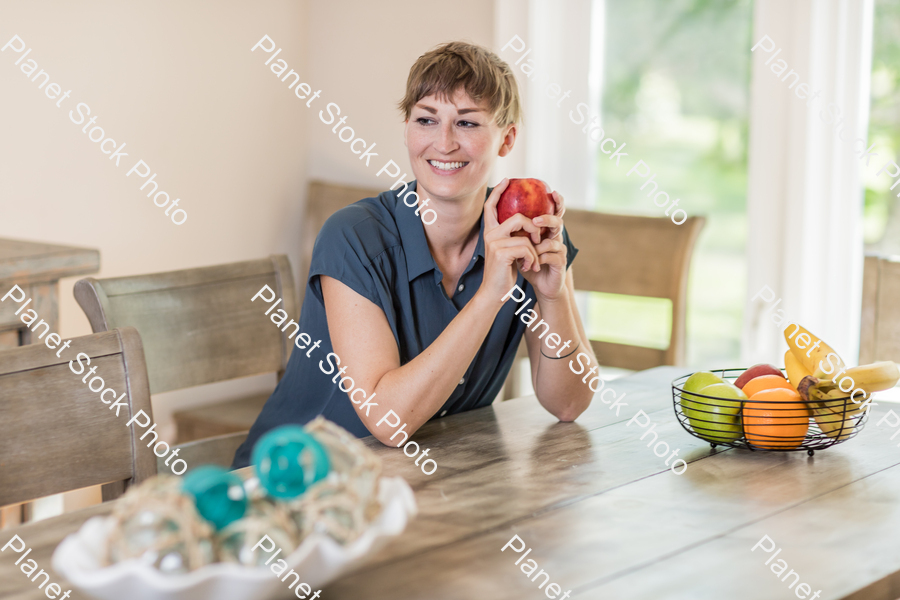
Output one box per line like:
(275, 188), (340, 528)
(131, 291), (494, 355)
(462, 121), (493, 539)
(3, 366), (900, 600)
(0, 237), (100, 350)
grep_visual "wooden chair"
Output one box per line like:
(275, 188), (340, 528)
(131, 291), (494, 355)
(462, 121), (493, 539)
(156, 432), (248, 475)
(74, 256), (298, 447)
(0, 328), (156, 507)
(860, 253), (900, 364)
(503, 210), (705, 399)
(300, 181), (381, 303)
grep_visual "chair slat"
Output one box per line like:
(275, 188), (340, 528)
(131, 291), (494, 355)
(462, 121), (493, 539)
(590, 340), (668, 372)
(503, 211), (705, 399)
(157, 432), (249, 474)
(0, 327), (155, 506)
(877, 260), (900, 360)
(864, 255), (900, 364)
(0, 329), (122, 376)
(564, 212), (704, 300)
(859, 255), (880, 365)
(95, 259), (279, 296)
(301, 181), (382, 300)
(75, 257), (297, 394)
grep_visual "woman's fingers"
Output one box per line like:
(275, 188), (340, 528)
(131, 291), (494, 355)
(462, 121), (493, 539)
(503, 247), (533, 272)
(483, 178), (510, 230)
(533, 213), (564, 241)
(550, 190), (566, 218)
(494, 236), (541, 261)
(533, 238), (567, 269)
(533, 237), (567, 256)
(499, 213), (543, 244)
(538, 249), (567, 267)
(494, 237), (541, 272)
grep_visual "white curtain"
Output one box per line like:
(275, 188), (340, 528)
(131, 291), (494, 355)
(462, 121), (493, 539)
(742, 0), (874, 366)
(493, 0), (604, 392)
(493, 0), (603, 210)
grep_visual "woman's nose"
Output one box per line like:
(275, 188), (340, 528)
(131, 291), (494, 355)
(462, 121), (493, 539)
(434, 122), (458, 154)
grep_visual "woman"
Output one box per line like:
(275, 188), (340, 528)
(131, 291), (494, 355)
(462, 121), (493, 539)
(233, 41), (596, 469)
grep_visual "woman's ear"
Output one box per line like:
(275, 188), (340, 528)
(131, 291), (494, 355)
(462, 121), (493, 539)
(498, 123), (517, 157)
(403, 119), (409, 148)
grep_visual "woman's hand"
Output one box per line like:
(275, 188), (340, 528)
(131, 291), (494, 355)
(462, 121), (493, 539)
(479, 178), (543, 302)
(482, 179), (569, 303)
(522, 187), (568, 302)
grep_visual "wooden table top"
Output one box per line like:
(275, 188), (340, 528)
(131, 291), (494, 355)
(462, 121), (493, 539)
(3, 366), (900, 600)
(0, 237), (100, 285)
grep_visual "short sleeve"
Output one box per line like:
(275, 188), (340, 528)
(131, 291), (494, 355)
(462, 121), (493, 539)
(307, 204), (399, 310)
(562, 225), (579, 270)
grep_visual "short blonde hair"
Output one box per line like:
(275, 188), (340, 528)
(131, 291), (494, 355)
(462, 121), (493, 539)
(398, 41), (521, 128)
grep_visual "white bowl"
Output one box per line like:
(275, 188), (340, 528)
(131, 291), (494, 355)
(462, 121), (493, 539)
(53, 477), (417, 600)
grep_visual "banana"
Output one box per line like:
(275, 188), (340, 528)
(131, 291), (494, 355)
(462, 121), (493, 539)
(784, 350), (811, 392)
(811, 403), (855, 439)
(837, 361), (900, 396)
(784, 324), (845, 381)
(781, 338), (897, 441)
(795, 374), (857, 439)
(810, 386), (862, 419)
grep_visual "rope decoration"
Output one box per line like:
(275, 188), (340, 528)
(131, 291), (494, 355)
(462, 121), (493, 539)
(103, 416), (384, 573)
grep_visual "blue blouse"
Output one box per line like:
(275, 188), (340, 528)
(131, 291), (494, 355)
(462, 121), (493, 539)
(232, 182), (578, 468)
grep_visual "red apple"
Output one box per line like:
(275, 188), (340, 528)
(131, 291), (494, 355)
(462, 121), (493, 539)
(735, 363), (785, 390)
(497, 178), (555, 238)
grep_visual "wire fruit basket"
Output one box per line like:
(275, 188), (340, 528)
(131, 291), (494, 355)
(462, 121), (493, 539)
(672, 368), (868, 456)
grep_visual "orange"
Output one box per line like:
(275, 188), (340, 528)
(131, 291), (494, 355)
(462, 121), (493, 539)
(742, 387), (810, 449)
(741, 374), (794, 398)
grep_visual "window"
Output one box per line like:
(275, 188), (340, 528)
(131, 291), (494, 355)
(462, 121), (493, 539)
(864, 0), (900, 253)
(590, 0), (753, 366)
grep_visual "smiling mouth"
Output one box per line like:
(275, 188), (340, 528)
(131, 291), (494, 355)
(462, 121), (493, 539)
(428, 159), (469, 171)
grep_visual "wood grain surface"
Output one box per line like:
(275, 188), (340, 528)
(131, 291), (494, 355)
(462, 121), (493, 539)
(563, 211), (705, 368)
(860, 255), (900, 365)
(73, 256), (297, 395)
(0, 238), (99, 287)
(0, 237), (99, 351)
(1, 366), (899, 600)
(0, 328), (155, 507)
(171, 393), (268, 443)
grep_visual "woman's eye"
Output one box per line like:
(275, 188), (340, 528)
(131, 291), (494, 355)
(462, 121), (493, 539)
(458, 120), (479, 128)
(416, 117), (435, 125)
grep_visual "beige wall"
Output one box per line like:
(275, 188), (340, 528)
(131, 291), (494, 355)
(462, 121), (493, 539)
(0, 0), (494, 510)
(0, 0), (311, 448)
(304, 0), (495, 186)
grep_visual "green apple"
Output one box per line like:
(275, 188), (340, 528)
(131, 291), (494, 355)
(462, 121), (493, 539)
(680, 371), (724, 422)
(682, 381), (746, 443)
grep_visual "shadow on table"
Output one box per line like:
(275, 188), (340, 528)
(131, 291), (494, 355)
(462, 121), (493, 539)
(677, 444), (868, 507)
(528, 421), (594, 476)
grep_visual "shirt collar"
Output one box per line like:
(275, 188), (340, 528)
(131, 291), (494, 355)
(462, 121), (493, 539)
(392, 182), (491, 283)
(393, 181), (436, 282)
(471, 195), (488, 261)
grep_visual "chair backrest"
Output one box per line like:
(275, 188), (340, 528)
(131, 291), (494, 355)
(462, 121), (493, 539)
(860, 254), (900, 364)
(0, 327), (156, 506)
(563, 209), (706, 370)
(157, 431), (248, 475)
(74, 256), (297, 395)
(301, 181), (382, 301)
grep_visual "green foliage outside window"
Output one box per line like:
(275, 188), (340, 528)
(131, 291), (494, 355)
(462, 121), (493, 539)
(865, 0), (900, 250)
(589, 0), (752, 367)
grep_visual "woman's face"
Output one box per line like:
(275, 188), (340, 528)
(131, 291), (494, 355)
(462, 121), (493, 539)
(404, 88), (515, 204)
